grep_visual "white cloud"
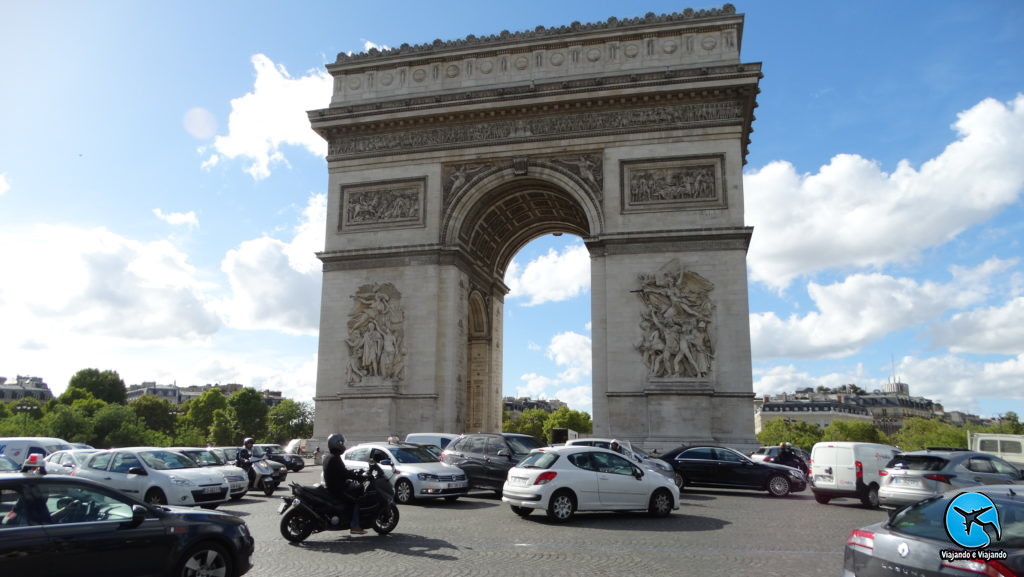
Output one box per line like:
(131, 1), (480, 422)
(183, 107), (218, 140)
(0, 173), (9, 195)
(206, 54), (331, 180)
(514, 331), (592, 413)
(505, 243), (590, 306)
(745, 95), (1024, 290)
(930, 296), (1024, 355)
(898, 354), (1024, 414)
(218, 193), (325, 335)
(153, 208), (199, 228)
(750, 259), (1012, 360)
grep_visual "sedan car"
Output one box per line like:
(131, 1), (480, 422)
(843, 485), (1023, 576)
(441, 433), (544, 494)
(0, 472), (253, 577)
(170, 447), (249, 501)
(878, 449), (1023, 511)
(74, 447), (230, 508)
(564, 438), (676, 482)
(343, 441), (468, 504)
(660, 445), (807, 496)
(251, 444), (305, 472)
(43, 449), (100, 475)
(501, 445), (679, 523)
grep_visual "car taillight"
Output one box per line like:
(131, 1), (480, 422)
(807, 459), (813, 475)
(924, 474), (955, 484)
(846, 529), (874, 551)
(764, 457), (773, 462)
(941, 559), (1018, 577)
(855, 461), (863, 479)
(878, 470), (889, 476)
(534, 472), (558, 485)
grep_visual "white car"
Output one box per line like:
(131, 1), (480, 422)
(501, 445), (680, 523)
(171, 447), (249, 500)
(342, 441), (469, 504)
(564, 438), (676, 482)
(74, 447), (231, 508)
(42, 448), (99, 475)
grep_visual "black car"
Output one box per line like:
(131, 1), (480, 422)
(0, 472), (254, 577)
(252, 444), (305, 472)
(441, 433), (544, 494)
(660, 445), (807, 497)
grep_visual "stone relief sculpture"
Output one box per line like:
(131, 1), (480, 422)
(634, 260), (715, 379)
(346, 283), (406, 385)
(551, 154), (603, 193)
(346, 188), (420, 224)
(629, 164), (715, 203)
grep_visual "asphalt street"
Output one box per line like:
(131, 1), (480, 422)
(224, 464), (884, 577)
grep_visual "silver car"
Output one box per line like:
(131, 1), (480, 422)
(877, 449), (1023, 511)
(343, 441), (469, 504)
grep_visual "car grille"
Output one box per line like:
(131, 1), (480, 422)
(435, 474), (466, 482)
(225, 475), (245, 482)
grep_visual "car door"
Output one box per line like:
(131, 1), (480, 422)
(564, 452), (601, 509)
(674, 447), (716, 484)
(592, 451), (647, 508)
(0, 482), (53, 577)
(483, 437), (514, 488)
(36, 480), (171, 577)
(100, 451), (148, 500)
(447, 436), (488, 488)
(965, 456), (1018, 485)
(711, 448), (762, 488)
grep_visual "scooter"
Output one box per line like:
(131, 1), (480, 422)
(237, 455), (279, 496)
(277, 460), (399, 543)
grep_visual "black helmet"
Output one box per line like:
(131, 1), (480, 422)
(243, 437), (254, 446)
(327, 433), (346, 456)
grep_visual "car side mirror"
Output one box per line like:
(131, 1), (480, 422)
(497, 449), (511, 458)
(379, 459), (394, 467)
(633, 467), (644, 480)
(127, 466), (147, 476)
(122, 504), (148, 528)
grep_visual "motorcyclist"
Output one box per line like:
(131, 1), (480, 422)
(776, 442), (808, 475)
(322, 433), (365, 534)
(237, 437), (256, 483)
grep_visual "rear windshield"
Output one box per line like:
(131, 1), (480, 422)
(886, 455), (948, 471)
(517, 451), (559, 469)
(890, 495), (1024, 548)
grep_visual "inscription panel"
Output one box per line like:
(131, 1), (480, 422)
(620, 155), (725, 214)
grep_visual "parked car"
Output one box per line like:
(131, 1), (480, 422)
(0, 437), (74, 465)
(0, 455), (17, 472)
(441, 433), (544, 495)
(343, 440), (468, 504)
(501, 445), (679, 522)
(405, 433), (459, 450)
(750, 445), (810, 464)
(810, 441), (899, 508)
(0, 472), (254, 577)
(170, 447), (249, 501)
(563, 438), (675, 482)
(74, 447), (231, 508)
(659, 445), (807, 497)
(877, 449), (1024, 511)
(844, 484), (1023, 576)
(43, 449), (100, 475)
(251, 443), (305, 472)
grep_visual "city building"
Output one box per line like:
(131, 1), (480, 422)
(0, 376), (54, 402)
(503, 397), (568, 420)
(126, 382), (283, 407)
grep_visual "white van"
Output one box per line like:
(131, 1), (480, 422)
(404, 433), (458, 451)
(968, 432), (1024, 467)
(0, 436), (74, 465)
(809, 441), (899, 508)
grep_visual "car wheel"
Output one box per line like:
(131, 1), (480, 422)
(673, 472), (686, 490)
(767, 475), (791, 497)
(394, 479), (415, 504)
(648, 488), (673, 517)
(510, 505), (532, 517)
(861, 484), (880, 509)
(144, 488), (167, 505)
(546, 490), (576, 523)
(372, 504), (400, 534)
(814, 493), (831, 505)
(176, 541), (231, 577)
(280, 509), (314, 543)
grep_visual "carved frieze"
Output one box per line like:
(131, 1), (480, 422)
(346, 282), (406, 386)
(340, 178), (425, 232)
(442, 153), (604, 207)
(620, 155), (726, 214)
(634, 259), (715, 380)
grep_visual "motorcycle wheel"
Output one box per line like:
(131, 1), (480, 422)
(263, 481), (277, 497)
(372, 504), (400, 535)
(280, 509), (315, 543)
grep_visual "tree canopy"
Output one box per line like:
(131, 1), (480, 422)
(68, 368), (127, 405)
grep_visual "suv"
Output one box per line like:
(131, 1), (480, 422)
(441, 433), (544, 494)
(877, 449), (1024, 511)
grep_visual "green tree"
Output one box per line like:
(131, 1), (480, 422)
(894, 417), (967, 451)
(42, 404), (93, 443)
(0, 402), (9, 420)
(172, 422), (207, 447)
(821, 420), (889, 444)
(228, 388), (269, 441)
(131, 395), (176, 435)
(90, 404), (145, 448)
(67, 368), (127, 404)
(982, 412), (1024, 435)
(208, 409), (237, 446)
(542, 407), (593, 442)
(503, 408), (548, 440)
(183, 389), (228, 435)
(0, 412), (44, 436)
(267, 400), (314, 443)
(757, 418), (824, 450)
(69, 396), (108, 419)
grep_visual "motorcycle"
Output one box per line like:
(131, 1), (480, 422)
(237, 454), (280, 496)
(277, 460), (399, 543)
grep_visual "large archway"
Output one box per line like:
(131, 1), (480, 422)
(310, 6), (761, 451)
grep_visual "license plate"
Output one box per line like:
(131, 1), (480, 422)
(448, 482), (467, 489)
(892, 477), (920, 487)
(510, 476), (529, 487)
(815, 474), (833, 484)
(277, 501), (289, 513)
(203, 486), (221, 494)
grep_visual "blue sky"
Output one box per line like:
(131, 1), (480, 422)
(2, 2), (1022, 420)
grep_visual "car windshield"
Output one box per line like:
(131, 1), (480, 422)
(389, 446), (440, 464)
(506, 436), (542, 455)
(182, 450), (223, 466)
(886, 455), (949, 471)
(0, 455), (18, 471)
(518, 451), (559, 469)
(889, 493), (1024, 548)
(138, 450), (199, 470)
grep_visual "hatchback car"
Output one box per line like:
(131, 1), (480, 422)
(43, 449), (100, 475)
(0, 472), (254, 577)
(501, 445), (679, 523)
(343, 441), (468, 504)
(441, 433), (544, 494)
(563, 438), (675, 482)
(877, 449), (1023, 511)
(170, 447), (249, 501)
(844, 485), (1023, 576)
(660, 445), (807, 496)
(74, 448), (230, 508)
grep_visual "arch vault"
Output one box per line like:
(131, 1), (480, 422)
(310, 5), (761, 451)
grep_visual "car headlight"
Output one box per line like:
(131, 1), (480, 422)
(170, 476), (193, 486)
(417, 473), (439, 481)
(787, 470), (805, 480)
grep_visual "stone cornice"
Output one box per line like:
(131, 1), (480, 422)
(586, 226), (754, 255)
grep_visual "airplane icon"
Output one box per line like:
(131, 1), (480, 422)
(953, 506), (1001, 540)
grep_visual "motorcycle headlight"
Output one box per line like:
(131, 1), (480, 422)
(417, 473), (439, 481)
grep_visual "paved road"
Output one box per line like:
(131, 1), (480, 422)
(228, 465), (883, 577)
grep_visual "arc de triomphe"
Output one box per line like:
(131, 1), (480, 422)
(311, 5), (760, 450)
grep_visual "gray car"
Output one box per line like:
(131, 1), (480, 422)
(844, 484), (1023, 576)
(878, 449), (1023, 511)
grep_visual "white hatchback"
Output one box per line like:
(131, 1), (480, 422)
(501, 445), (680, 523)
(74, 447), (231, 508)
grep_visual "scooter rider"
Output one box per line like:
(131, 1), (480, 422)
(322, 433), (365, 534)
(237, 437), (256, 483)
(776, 442), (808, 475)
